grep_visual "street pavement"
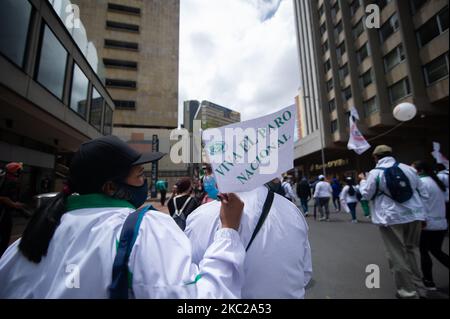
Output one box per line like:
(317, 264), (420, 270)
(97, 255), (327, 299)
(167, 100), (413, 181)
(304, 203), (449, 299)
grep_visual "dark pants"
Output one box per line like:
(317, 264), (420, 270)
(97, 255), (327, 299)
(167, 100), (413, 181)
(317, 197), (330, 220)
(160, 190), (167, 206)
(0, 210), (13, 258)
(332, 195), (341, 211)
(420, 230), (449, 283)
(300, 198), (309, 214)
(347, 202), (357, 221)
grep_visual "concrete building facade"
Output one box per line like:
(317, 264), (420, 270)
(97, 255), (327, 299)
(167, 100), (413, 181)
(293, 0), (449, 179)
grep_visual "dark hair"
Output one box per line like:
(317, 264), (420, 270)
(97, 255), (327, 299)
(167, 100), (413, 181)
(413, 160), (446, 192)
(176, 177), (192, 194)
(346, 178), (355, 196)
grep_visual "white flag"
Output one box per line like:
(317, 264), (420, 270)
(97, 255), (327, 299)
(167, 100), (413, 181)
(431, 142), (449, 169)
(350, 106), (360, 121)
(347, 115), (371, 155)
(202, 105), (295, 193)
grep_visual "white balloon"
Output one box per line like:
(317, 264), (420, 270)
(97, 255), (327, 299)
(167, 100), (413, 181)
(393, 103), (417, 122)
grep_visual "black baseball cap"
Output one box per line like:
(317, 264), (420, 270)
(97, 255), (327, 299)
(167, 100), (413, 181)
(70, 135), (165, 194)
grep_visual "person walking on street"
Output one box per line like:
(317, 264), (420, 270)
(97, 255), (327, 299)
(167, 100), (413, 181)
(359, 145), (429, 299)
(413, 161), (449, 291)
(311, 178), (320, 220)
(357, 172), (371, 219)
(313, 175), (333, 222)
(340, 177), (358, 223)
(282, 176), (297, 203)
(297, 177), (311, 217)
(331, 178), (342, 212)
(0, 136), (246, 299)
(156, 179), (168, 206)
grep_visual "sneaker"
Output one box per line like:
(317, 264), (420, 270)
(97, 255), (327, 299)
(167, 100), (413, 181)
(351, 220), (358, 224)
(423, 280), (437, 291)
(319, 217), (326, 221)
(304, 212), (309, 217)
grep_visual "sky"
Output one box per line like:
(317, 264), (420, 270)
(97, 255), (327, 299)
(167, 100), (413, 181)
(178, 0), (300, 125)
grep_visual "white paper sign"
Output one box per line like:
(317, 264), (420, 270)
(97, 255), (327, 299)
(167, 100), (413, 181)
(202, 105), (296, 193)
(347, 115), (371, 155)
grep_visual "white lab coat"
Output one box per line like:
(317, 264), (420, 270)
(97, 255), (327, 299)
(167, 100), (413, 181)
(282, 181), (297, 201)
(437, 170), (449, 203)
(313, 181), (333, 198)
(420, 176), (448, 231)
(185, 186), (312, 299)
(359, 157), (429, 226)
(0, 203), (245, 298)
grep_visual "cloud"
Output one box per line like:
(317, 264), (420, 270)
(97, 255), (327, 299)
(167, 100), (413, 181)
(179, 0), (299, 123)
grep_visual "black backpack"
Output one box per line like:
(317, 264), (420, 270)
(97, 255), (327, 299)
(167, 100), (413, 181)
(373, 162), (414, 203)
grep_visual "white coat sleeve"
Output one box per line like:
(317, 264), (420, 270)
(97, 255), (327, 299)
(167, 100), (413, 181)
(129, 211), (245, 299)
(303, 238), (313, 287)
(359, 172), (377, 200)
(416, 174), (430, 201)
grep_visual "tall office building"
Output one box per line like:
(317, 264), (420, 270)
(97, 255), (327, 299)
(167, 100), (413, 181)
(194, 101), (241, 130)
(293, 0), (449, 178)
(72, 0), (185, 186)
(0, 0), (114, 194)
(183, 100), (200, 132)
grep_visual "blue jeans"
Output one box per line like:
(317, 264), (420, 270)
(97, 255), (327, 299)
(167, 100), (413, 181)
(348, 202), (357, 221)
(300, 198), (309, 214)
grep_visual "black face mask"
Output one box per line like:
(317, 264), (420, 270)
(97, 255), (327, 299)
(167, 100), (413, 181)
(116, 179), (149, 208)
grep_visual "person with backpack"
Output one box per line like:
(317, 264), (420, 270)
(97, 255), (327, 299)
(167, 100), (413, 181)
(168, 178), (200, 230)
(413, 161), (449, 291)
(340, 177), (359, 223)
(358, 145), (429, 299)
(0, 136), (246, 298)
(185, 185), (312, 298)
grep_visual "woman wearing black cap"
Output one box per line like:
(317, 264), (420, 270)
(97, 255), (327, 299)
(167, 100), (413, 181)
(0, 136), (245, 299)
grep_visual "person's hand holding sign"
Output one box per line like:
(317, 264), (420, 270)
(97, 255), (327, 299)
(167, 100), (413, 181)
(218, 193), (244, 231)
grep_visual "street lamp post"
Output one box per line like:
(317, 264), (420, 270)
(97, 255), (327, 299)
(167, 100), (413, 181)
(304, 96), (327, 177)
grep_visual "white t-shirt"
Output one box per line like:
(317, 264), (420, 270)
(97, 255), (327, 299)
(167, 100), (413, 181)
(313, 181), (333, 198)
(340, 185), (358, 204)
(185, 186), (312, 299)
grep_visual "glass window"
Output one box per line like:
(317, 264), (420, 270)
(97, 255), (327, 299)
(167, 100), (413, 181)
(335, 21), (343, 39)
(357, 43), (370, 63)
(379, 13), (399, 42)
(384, 44), (405, 72)
(337, 42), (346, 58)
(70, 64), (89, 118)
(417, 15), (441, 47)
(410, 0), (427, 15)
(36, 25), (68, 99)
(320, 23), (327, 36)
(0, 0), (32, 67)
(105, 79), (137, 89)
(331, 120), (338, 133)
(103, 105), (113, 135)
(106, 21), (139, 33)
(104, 39), (138, 50)
(322, 41), (329, 55)
(318, 4), (324, 17)
(353, 19), (364, 39)
(331, 1), (340, 19)
(328, 99), (336, 113)
(103, 58), (137, 70)
(438, 6), (449, 32)
(108, 3), (140, 15)
(114, 100), (136, 109)
(342, 86), (352, 101)
(388, 78), (411, 103)
(375, 0), (392, 10)
(327, 79), (334, 92)
(360, 69), (373, 88)
(424, 54), (449, 85)
(90, 88), (104, 131)
(350, 0), (361, 16)
(364, 97), (379, 117)
(324, 59), (331, 73)
(339, 63), (349, 79)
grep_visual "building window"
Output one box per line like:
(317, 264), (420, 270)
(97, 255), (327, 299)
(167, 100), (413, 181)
(379, 13), (399, 42)
(103, 105), (113, 135)
(318, 4), (324, 17)
(339, 63), (349, 79)
(344, 111), (351, 127)
(327, 79), (334, 92)
(360, 69), (373, 88)
(108, 3), (141, 15)
(375, 0), (392, 10)
(103, 58), (137, 70)
(114, 100), (136, 109)
(350, 0), (361, 16)
(320, 22), (327, 36)
(36, 25), (68, 100)
(342, 86), (352, 101)
(328, 99), (336, 112)
(104, 39), (138, 51)
(0, 0), (32, 67)
(357, 43), (370, 64)
(90, 88), (104, 131)
(337, 42), (346, 58)
(106, 21), (139, 33)
(384, 44), (405, 72)
(423, 54), (449, 85)
(388, 78), (411, 104)
(106, 79), (137, 89)
(410, 0), (428, 15)
(331, 1), (340, 19)
(70, 64), (89, 118)
(353, 18), (364, 39)
(324, 59), (331, 73)
(331, 119), (339, 133)
(335, 21), (343, 39)
(322, 41), (329, 55)
(364, 97), (379, 117)
(417, 6), (449, 48)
